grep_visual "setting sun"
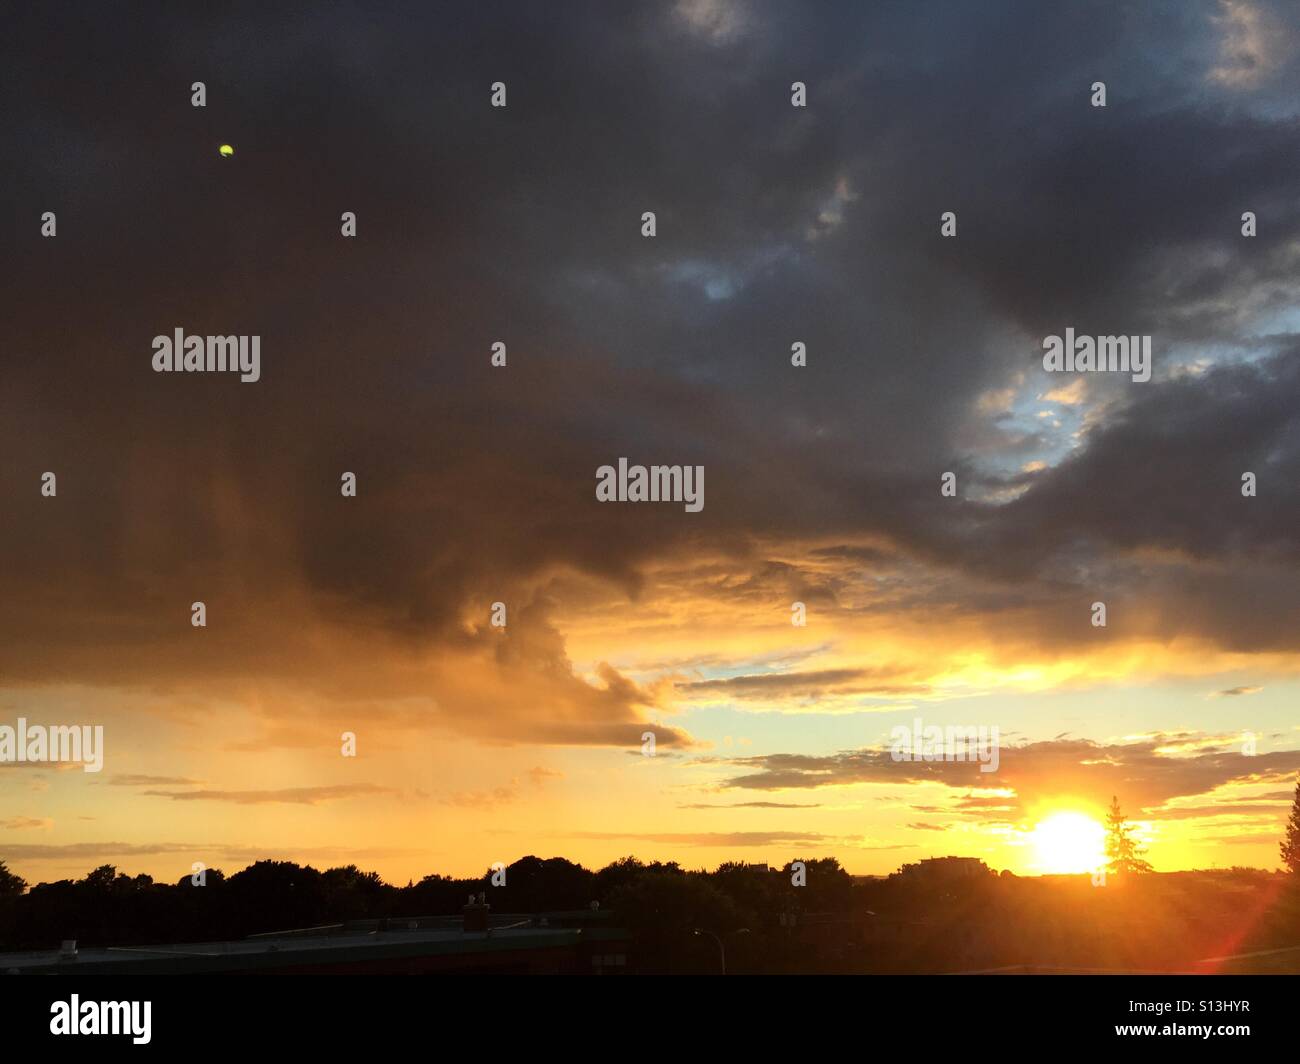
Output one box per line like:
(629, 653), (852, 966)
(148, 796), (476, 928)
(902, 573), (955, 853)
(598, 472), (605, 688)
(1031, 812), (1107, 874)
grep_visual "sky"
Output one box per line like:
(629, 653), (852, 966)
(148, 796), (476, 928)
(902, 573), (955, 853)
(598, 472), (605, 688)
(3, 0), (1300, 886)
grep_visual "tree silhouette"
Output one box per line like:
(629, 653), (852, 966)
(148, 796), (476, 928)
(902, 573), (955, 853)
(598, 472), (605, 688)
(1105, 796), (1153, 875)
(82, 864), (118, 892)
(1281, 775), (1300, 875)
(486, 855), (594, 912)
(0, 859), (27, 896)
(606, 870), (751, 974)
(226, 860), (326, 933)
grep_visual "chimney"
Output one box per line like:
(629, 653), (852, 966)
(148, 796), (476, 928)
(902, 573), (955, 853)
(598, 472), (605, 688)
(58, 940), (78, 962)
(462, 894), (490, 933)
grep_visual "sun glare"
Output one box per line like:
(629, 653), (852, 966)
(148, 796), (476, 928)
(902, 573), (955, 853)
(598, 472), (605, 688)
(1031, 811), (1106, 874)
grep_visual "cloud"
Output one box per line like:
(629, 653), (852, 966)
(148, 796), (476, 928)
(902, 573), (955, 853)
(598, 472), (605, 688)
(141, 784), (397, 805)
(673, 0), (751, 44)
(0, 841), (421, 866)
(108, 774), (204, 786)
(679, 666), (930, 705)
(677, 800), (822, 809)
(1208, 0), (1291, 88)
(1141, 801), (1290, 820)
(3, 0), (1300, 724)
(3, 2), (1300, 879)
(719, 732), (1300, 823)
(569, 830), (832, 847)
(438, 765), (565, 810)
(439, 786), (518, 809)
(528, 766), (564, 785)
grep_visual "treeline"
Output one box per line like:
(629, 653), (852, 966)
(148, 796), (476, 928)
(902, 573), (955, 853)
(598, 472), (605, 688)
(4, 856), (1298, 973)
(0, 855), (856, 969)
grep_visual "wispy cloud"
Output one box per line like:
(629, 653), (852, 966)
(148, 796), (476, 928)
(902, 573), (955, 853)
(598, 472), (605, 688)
(141, 784), (396, 806)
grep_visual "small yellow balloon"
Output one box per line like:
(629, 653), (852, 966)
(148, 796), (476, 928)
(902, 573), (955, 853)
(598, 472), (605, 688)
(218, 144), (234, 157)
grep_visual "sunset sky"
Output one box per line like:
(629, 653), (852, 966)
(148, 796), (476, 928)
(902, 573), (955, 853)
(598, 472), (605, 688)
(4, 0), (1300, 887)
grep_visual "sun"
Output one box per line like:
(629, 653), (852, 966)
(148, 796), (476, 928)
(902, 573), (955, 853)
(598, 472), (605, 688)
(1031, 811), (1106, 874)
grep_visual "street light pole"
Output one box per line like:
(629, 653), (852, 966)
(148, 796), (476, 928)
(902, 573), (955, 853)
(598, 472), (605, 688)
(693, 928), (749, 974)
(693, 928), (726, 975)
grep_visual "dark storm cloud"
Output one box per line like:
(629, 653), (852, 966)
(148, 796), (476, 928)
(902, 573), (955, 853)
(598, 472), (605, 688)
(3, 1), (1299, 743)
(926, 350), (1300, 650)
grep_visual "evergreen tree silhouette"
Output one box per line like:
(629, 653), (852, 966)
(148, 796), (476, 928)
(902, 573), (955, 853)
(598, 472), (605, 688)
(1105, 796), (1153, 875)
(1281, 776), (1300, 875)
